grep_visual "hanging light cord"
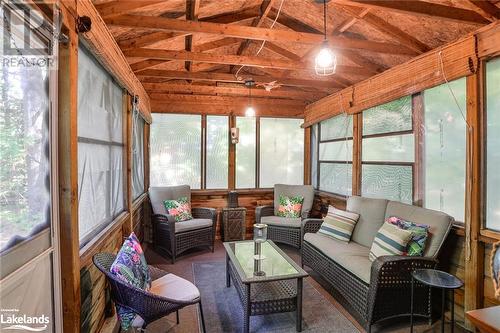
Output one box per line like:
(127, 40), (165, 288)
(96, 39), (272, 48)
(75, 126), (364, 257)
(323, 0), (327, 41)
(234, 0), (285, 80)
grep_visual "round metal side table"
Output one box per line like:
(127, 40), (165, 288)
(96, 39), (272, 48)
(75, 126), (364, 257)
(410, 269), (463, 333)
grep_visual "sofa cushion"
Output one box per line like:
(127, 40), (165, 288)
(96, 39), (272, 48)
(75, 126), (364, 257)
(276, 194), (304, 218)
(385, 201), (453, 258)
(261, 216), (302, 228)
(369, 222), (413, 261)
(274, 184), (314, 217)
(150, 273), (200, 301)
(348, 196), (389, 247)
(318, 206), (360, 242)
(175, 218), (212, 233)
(149, 185), (191, 215)
(304, 232), (372, 284)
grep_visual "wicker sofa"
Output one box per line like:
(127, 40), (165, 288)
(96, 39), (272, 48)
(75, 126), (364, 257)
(255, 184), (314, 249)
(301, 196), (454, 332)
(149, 186), (216, 263)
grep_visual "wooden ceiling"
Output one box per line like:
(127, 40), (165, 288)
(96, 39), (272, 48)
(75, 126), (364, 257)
(94, 0), (500, 109)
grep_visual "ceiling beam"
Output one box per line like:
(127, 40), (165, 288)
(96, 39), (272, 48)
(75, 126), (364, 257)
(339, 5), (430, 54)
(123, 48), (375, 75)
(143, 83), (326, 101)
(95, 0), (166, 19)
(332, 0), (490, 24)
(184, 0), (200, 71)
(105, 15), (418, 55)
(137, 69), (343, 89)
(117, 7), (260, 50)
(336, 7), (371, 32)
(467, 0), (500, 22)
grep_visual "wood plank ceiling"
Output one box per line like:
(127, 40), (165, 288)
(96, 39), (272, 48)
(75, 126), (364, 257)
(94, 0), (498, 109)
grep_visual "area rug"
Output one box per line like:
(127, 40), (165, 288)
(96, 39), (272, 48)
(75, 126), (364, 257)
(193, 261), (360, 333)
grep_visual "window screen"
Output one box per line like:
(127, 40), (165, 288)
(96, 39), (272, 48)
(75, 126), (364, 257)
(361, 96), (414, 203)
(132, 109), (145, 200)
(150, 114), (202, 188)
(206, 116), (228, 189)
(423, 78), (466, 221)
(317, 113), (353, 196)
(486, 58), (500, 231)
(259, 118), (304, 188)
(78, 46), (125, 244)
(236, 116), (256, 189)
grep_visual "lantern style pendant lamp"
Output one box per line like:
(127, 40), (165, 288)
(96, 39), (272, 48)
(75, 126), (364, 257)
(245, 79), (256, 117)
(315, 0), (336, 76)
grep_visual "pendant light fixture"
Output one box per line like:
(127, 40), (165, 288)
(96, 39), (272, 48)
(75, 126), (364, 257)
(315, 0), (336, 76)
(245, 79), (256, 117)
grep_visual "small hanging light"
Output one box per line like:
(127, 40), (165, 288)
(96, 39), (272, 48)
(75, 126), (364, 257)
(245, 79), (256, 117)
(315, 0), (336, 76)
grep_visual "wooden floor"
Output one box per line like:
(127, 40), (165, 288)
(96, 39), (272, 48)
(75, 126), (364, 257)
(142, 240), (467, 333)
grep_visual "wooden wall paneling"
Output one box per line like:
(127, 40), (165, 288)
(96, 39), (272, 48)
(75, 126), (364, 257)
(352, 113), (362, 196)
(311, 192), (347, 218)
(304, 127), (311, 185)
(412, 93), (424, 207)
(477, 21), (500, 59)
(76, 0), (151, 121)
(464, 72), (485, 329)
(124, 94), (133, 236)
(58, 3), (80, 331)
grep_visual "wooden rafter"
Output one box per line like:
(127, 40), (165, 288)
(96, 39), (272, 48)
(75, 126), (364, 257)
(332, 0), (490, 24)
(467, 0), (500, 22)
(336, 7), (370, 32)
(137, 69), (343, 89)
(105, 15), (418, 55)
(123, 48), (375, 75)
(95, 0), (166, 19)
(338, 5), (430, 54)
(143, 83), (326, 101)
(184, 0), (200, 71)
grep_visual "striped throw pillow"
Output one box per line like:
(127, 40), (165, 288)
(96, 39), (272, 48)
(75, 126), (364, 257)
(369, 222), (413, 261)
(318, 206), (360, 242)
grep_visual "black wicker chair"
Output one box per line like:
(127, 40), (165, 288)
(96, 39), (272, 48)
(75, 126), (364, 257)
(93, 252), (206, 332)
(149, 186), (216, 263)
(255, 184), (314, 249)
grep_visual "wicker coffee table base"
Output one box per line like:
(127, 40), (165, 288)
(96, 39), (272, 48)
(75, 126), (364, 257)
(226, 254), (304, 333)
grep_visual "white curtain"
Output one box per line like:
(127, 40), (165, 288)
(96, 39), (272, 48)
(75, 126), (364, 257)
(132, 108), (145, 200)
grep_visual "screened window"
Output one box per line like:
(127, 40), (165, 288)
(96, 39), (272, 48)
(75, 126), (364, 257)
(150, 114), (202, 188)
(132, 109), (145, 200)
(317, 114), (353, 196)
(236, 116), (256, 188)
(259, 118), (304, 188)
(206, 116), (228, 189)
(423, 78), (466, 221)
(486, 58), (500, 231)
(78, 46), (125, 244)
(361, 96), (414, 203)
(0, 41), (50, 253)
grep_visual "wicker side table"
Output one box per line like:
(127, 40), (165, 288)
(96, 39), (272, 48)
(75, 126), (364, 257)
(221, 207), (247, 241)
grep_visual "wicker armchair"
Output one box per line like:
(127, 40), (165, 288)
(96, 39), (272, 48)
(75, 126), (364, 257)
(93, 253), (206, 332)
(149, 186), (216, 263)
(255, 184), (314, 249)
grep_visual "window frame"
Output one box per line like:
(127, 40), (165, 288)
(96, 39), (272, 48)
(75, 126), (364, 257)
(316, 117), (354, 197)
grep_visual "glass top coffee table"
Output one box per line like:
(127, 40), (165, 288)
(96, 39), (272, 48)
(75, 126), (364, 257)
(224, 240), (308, 333)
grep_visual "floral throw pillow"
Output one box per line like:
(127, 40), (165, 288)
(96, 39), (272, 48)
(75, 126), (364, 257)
(277, 195), (304, 218)
(386, 216), (430, 256)
(110, 232), (151, 330)
(164, 197), (192, 221)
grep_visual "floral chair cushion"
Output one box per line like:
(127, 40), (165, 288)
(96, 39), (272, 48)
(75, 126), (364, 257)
(386, 216), (430, 256)
(110, 232), (151, 330)
(276, 195), (304, 218)
(164, 197), (193, 222)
